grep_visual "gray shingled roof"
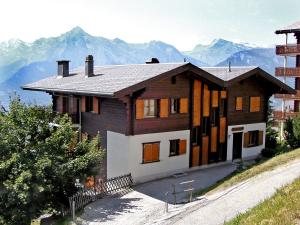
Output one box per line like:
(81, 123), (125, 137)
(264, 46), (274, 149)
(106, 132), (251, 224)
(23, 63), (187, 96)
(202, 66), (257, 81)
(275, 21), (300, 34)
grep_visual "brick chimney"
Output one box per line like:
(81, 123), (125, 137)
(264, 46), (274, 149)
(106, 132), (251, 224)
(57, 60), (70, 77)
(85, 55), (94, 77)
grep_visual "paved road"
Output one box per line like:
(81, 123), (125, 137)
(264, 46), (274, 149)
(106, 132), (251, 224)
(153, 159), (300, 225)
(79, 163), (236, 224)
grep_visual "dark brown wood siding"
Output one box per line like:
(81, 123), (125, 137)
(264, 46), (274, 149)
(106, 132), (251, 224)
(133, 73), (190, 135)
(227, 76), (270, 126)
(81, 98), (127, 149)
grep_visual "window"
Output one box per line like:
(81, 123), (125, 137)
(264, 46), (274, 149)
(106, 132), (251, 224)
(192, 127), (200, 145)
(235, 97), (243, 111)
(171, 98), (180, 114)
(248, 130), (259, 146)
(62, 96), (69, 113)
(202, 117), (209, 136)
(250, 97), (261, 112)
(211, 108), (217, 125)
(85, 96), (93, 112)
(220, 99), (226, 117)
(53, 96), (58, 112)
(144, 99), (156, 118)
(170, 139), (187, 156)
(143, 142), (160, 163)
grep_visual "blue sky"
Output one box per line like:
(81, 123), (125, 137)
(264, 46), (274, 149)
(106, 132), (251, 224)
(0, 0), (299, 50)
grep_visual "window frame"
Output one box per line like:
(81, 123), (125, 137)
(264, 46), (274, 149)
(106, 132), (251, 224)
(169, 139), (180, 156)
(142, 142), (160, 164)
(248, 130), (259, 147)
(85, 96), (94, 112)
(170, 98), (180, 114)
(144, 99), (157, 118)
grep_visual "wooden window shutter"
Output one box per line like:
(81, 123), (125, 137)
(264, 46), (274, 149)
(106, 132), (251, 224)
(212, 91), (218, 107)
(258, 131), (264, 145)
(219, 117), (226, 143)
(202, 136), (209, 165)
(211, 126), (218, 152)
(203, 84), (210, 117)
(193, 80), (201, 126)
(243, 132), (249, 148)
(236, 97), (243, 111)
(221, 91), (227, 99)
(136, 99), (144, 119)
(81, 96), (86, 112)
(56, 95), (63, 113)
(250, 97), (261, 112)
(179, 139), (187, 155)
(180, 98), (188, 113)
(160, 98), (169, 118)
(152, 143), (159, 161)
(143, 144), (152, 163)
(93, 97), (99, 114)
(192, 146), (200, 167)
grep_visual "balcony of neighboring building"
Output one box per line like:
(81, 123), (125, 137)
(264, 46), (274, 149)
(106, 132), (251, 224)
(274, 90), (300, 100)
(276, 44), (300, 56)
(273, 110), (298, 121)
(275, 67), (300, 77)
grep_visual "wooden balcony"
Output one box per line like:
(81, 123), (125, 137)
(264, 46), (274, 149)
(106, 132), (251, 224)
(276, 44), (300, 56)
(273, 110), (299, 121)
(274, 90), (300, 100)
(275, 67), (300, 77)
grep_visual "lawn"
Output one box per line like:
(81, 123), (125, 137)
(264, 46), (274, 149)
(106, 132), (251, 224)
(225, 176), (300, 225)
(195, 147), (300, 196)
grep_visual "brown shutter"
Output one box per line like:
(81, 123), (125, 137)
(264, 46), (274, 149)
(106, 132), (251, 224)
(211, 126), (218, 152)
(143, 144), (152, 163)
(179, 139), (187, 155)
(244, 132), (249, 148)
(192, 146), (200, 167)
(180, 98), (188, 113)
(56, 95), (63, 113)
(193, 80), (201, 126)
(85, 176), (95, 188)
(202, 136), (209, 165)
(212, 91), (218, 107)
(203, 84), (210, 117)
(221, 90), (227, 99)
(236, 97), (243, 111)
(81, 96), (86, 112)
(258, 131), (264, 145)
(220, 117), (226, 143)
(160, 98), (169, 118)
(152, 143), (159, 161)
(93, 97), (99, 114)
(136, 99), (144, 119)
(250, 97), (261, 112)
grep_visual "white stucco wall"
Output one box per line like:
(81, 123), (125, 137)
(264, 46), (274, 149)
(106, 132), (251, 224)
(107, 131), (130, 178)
(227, 123), (266, 161)
(106, 130), (190, 183)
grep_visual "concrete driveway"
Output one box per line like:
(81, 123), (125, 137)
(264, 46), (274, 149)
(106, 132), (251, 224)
(79, 163), (237, 224)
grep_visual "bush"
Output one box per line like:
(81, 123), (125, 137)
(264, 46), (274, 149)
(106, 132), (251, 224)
(261, 148), (276, 158)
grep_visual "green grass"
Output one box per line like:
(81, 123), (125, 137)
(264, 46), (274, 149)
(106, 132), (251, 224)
(225, 176), (300, 225)
(195, 147), (300, 196)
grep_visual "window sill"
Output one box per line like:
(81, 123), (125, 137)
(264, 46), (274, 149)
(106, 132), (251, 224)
(141, 160), (160, 164)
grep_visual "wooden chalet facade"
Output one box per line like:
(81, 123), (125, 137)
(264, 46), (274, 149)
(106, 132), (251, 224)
(23, 56), (294, 183)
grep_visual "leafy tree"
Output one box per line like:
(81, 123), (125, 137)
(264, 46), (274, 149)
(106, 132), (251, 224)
(0, 97), (104, 225)
(265, 100), (278, 149)
(284, 115), (300, 148)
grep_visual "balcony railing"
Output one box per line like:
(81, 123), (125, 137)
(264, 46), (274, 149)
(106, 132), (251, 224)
(274, 90), (300, 100)
(273, 110), (299, 121)
(276, 44), (300, 56)
(275, 67), (300, 77)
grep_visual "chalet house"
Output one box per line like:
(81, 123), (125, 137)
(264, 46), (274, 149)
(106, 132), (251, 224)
(23, 56), (294, 183)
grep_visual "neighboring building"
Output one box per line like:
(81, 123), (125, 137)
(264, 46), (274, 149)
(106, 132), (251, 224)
(274, 21), (300, 137)
(23, 56), (294, 183)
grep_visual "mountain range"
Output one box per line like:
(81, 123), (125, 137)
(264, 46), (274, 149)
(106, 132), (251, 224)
(0, 26), (291, 108)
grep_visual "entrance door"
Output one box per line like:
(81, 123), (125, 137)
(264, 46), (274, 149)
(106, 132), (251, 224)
(232, 132), (243, 160)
